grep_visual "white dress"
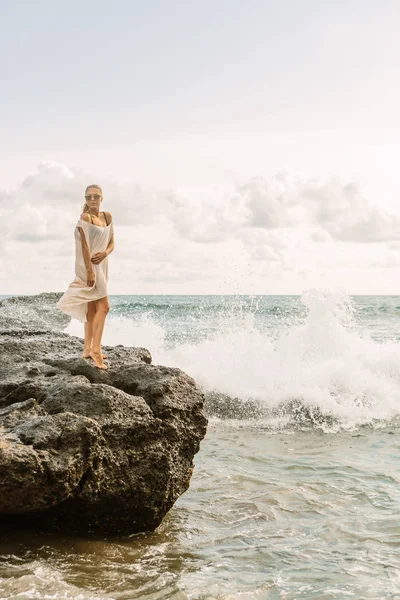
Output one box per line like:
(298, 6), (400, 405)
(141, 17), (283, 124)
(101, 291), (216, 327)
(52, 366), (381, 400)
(56, 218), (114, 323)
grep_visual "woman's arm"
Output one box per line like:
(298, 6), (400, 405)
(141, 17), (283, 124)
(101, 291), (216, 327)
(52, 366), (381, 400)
(91, 237), (114, 264)
(105, 212), (114, 256)
(105, 235), (115, 257)
(91, 213), (115, 265)
(78, 214), (95, 285)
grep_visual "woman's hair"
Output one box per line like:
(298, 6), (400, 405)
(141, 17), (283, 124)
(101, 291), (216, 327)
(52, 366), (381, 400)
(81, 184), (103, 213)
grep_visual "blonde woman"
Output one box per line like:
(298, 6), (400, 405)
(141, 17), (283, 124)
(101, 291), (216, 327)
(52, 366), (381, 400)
(57, 185), (115, 370)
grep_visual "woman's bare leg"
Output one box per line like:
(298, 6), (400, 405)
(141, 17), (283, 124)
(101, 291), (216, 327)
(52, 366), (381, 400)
(90, 296), (110, 369)
(82, 301), (96, 358)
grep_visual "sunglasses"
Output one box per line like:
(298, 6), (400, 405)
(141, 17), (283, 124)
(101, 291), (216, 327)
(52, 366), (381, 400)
(85, 194), (101, 200)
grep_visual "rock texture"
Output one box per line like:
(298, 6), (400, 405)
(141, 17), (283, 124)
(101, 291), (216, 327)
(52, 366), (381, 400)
(0, 293), (207, 535)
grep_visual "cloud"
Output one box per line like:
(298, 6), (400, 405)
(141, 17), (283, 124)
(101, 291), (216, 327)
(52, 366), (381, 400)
(2, 161), (400, 294)
(238, 175), (293, 229)
(167, 173), (400, 246)
(301, 180), (400, 243)
(231, 175), (400, 243)
(311, 229), (331, 243)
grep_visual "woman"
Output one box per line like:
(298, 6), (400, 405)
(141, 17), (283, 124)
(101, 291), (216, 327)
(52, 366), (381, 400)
(57, 184), (115, 370)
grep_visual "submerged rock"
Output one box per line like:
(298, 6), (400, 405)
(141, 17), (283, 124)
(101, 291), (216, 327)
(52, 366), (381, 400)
(204, 392), (336, 428)
(0, 294), (207, 535)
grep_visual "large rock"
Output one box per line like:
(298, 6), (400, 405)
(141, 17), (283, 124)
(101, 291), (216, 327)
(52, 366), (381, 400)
(0, 293), (207, 535)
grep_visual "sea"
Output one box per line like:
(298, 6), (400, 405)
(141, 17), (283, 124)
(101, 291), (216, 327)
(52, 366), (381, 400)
(1, 292), (400, 600)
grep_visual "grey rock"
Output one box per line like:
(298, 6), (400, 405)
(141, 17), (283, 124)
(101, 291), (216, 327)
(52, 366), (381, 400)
(26, 366), (41, 376)
(0, 294), (207, 535)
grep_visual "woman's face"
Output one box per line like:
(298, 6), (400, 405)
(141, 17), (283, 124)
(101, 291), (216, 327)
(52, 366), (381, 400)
(85, 187), (102, 211)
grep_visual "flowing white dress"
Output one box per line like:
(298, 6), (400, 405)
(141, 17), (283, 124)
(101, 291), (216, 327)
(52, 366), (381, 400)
(56, 218), (114, 323)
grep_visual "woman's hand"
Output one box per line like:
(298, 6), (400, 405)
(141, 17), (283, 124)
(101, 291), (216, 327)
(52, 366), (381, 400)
(86, 269), (95, 287)
(91, 251), (107, 265)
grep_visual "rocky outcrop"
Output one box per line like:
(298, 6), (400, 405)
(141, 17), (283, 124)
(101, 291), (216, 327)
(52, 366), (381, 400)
(0, 293), (207, 535)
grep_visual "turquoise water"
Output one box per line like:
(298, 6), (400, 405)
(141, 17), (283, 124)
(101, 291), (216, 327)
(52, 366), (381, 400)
(1, 293), (400, 599)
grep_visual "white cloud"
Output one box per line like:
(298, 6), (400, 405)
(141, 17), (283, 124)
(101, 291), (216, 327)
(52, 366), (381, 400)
(232, 175), (400, 244)
(2, 161), (400, 295)
(301, 180), (400, 243)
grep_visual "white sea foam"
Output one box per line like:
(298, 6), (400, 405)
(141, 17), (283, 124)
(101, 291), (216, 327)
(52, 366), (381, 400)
(0, 562), (110, 600)
(66, 291), (400, 428)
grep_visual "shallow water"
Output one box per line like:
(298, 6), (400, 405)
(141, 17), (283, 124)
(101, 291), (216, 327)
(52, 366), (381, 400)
(2, 424), (400, 599)
(2, 293), (400, 599)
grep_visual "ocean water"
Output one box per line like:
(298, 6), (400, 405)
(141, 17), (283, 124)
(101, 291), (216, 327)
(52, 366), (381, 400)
(1, 292), (400, 599)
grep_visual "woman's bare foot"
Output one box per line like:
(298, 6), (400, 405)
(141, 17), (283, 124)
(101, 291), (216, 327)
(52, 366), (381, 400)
(90, 350), (108, 370)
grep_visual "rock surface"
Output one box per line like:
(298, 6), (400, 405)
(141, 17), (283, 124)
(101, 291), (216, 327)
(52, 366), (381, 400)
(0, 293), (207, 535)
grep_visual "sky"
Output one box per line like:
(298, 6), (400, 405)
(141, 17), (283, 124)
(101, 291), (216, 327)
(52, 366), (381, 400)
(1, 0), (400, 294)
